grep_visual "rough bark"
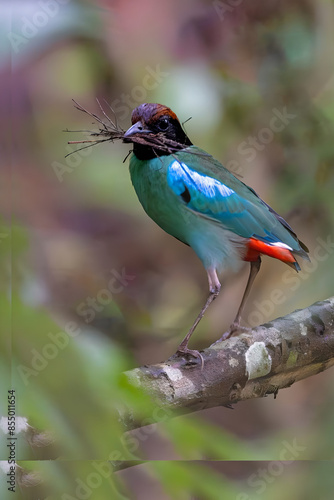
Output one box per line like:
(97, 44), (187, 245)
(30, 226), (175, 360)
(123, 297), (334, 430)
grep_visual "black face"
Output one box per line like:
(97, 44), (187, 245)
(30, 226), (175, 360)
(124, 103), (193, 160)
(145, 113), (191, 142)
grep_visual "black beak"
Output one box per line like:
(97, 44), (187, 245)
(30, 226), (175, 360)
(123, 121), (152, 139)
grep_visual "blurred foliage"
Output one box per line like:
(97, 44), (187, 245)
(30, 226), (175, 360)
(1, 0), (334, 498)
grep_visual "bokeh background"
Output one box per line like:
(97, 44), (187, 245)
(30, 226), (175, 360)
(1, 0), (334, 498)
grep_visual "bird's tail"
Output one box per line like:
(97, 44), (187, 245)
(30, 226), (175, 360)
(244, 237), (309, 272)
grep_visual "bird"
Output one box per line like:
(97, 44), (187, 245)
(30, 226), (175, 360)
(122, 103), (309, 362)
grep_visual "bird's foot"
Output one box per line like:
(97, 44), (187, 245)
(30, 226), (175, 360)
(212, 323), (252, 345)
(169, 347), (204, 370)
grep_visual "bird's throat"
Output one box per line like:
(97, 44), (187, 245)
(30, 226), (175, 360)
(132, 140), (191, 161)
(132, 142), (169, 160)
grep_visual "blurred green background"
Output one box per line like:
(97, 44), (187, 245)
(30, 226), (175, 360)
(1, 0), (334, 498)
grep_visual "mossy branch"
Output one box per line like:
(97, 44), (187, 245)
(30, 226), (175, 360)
(122, 297), (334, 430)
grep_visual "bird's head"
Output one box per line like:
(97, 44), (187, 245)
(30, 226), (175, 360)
(123, 103), (192, 160)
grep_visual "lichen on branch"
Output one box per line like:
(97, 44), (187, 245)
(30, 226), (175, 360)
(122, 297), (334, 431)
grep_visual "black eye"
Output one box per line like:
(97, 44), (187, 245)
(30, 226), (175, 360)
(157, 118), (169, 131)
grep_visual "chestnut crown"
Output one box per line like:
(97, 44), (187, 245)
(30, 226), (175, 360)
(124, 103), (192, 160)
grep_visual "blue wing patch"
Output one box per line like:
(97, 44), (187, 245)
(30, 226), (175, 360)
(166, 160), (300, 251)
(167, 160), (235, 200)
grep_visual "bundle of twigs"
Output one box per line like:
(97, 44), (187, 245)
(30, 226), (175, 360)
(66, 99), (193, 159)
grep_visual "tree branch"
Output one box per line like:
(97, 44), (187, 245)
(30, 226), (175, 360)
(123, 297), (334, 430)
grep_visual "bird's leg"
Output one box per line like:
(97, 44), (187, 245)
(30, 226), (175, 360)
(220, 257), (261, 341)
(175, 268), (221, 364)
(231, 257), (262, 329)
